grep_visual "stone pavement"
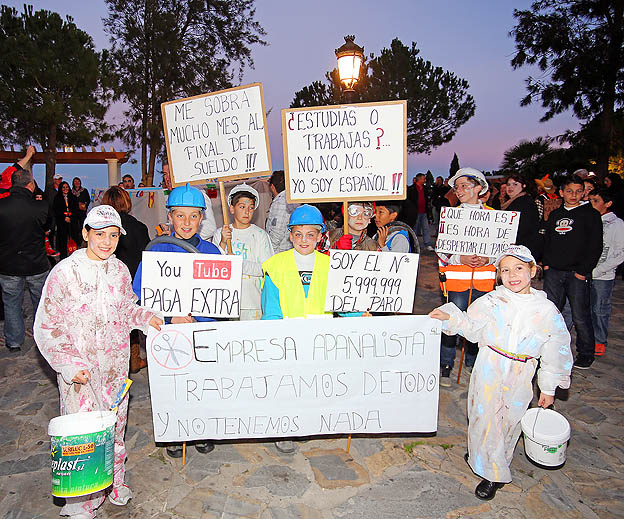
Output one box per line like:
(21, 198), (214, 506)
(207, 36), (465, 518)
(1, 250), (623, 518)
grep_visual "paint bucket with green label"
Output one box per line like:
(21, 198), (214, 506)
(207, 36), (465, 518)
(521, 407), (570, 469)
(48, 411), (117, 497)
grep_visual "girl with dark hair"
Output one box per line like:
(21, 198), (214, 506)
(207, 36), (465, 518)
(502, 174), (541, 258)
(53, 181), (81, 258)
(72, 177), (91, 228)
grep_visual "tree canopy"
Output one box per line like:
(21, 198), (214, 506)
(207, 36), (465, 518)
(510, 0), (624, 178)
(0, 4), (110, 185)
(291, 38), (476, 155)
(104, 0), (266, 186)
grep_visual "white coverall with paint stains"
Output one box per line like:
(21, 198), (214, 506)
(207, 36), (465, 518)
(439, 285), (573, 483)
(35, 248), (157, 516)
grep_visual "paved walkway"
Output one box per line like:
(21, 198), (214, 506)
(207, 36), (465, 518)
(1, 250), (623, 518)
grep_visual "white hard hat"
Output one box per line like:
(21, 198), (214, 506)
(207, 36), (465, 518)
(448, 167), (489, 195)
(227, 183), (259, 206)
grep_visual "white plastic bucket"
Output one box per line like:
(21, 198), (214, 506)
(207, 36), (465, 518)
(521, 407), (570, 468)
(48, 411), (117, 497)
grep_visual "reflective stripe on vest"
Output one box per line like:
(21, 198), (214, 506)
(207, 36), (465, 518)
(262, 249), (332, 318)
(437, 203), (496, 293)
(438, 262), (496, 292)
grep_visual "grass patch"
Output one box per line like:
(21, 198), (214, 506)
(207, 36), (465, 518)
(403, 440), (425, 453)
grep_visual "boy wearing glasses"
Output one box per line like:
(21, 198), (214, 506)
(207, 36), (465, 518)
(328, 201), (378, 251)
(437, 168), (496, 386)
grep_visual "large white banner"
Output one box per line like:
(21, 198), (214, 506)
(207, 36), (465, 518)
(282, 101), (407, 203)
(162, 83), (272, 185)
(146, 316), (441, 442)
(140, 251), (243, 318)
(325, 250), (419, 313)
(435, 206), (520, 257)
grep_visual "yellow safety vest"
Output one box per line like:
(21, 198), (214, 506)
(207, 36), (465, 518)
(262, 249), (331, 318)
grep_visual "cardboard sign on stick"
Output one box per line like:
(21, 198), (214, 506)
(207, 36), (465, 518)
(140, 251), (242, 318)
(435, 206), (520, 257)
(282, 100), (407, 203)
(325, 250), (419, 313)
(146, 316), (441, 442)
(162, 83), (271, 186)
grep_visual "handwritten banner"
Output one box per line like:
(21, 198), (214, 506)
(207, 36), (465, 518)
(162, 83), (271, 185)
(325, 250), (419, 313)
(146, 316), (441, 442)
(140, 251), (242, 318)
(282, 101), (407, 203)
(435, 206), (520, 257)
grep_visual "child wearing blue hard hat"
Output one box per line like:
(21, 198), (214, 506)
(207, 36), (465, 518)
(260, 204), (330, 454)
(132, 183), (222, 458)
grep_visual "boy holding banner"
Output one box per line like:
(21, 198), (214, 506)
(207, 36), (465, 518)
(261, 204), (330, 453)
(437, 168), (496, 387)
(213, 183), (274, 320)
(261, 204), (332, 321)
(133, 183), (222, 458)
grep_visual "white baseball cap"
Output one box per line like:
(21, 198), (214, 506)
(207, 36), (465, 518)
(84, 205), (127, 235)
(494, 245), (535, 268)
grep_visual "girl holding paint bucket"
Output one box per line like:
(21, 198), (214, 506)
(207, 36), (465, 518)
(429, 245), (573, 501)
(35, 205), (163, 519)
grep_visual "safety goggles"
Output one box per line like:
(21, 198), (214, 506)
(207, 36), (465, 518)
(347, 204), (375, 218)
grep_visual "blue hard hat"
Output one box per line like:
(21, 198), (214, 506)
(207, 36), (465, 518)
(288, 204), (326, 232)
(166, 183), (206, 209)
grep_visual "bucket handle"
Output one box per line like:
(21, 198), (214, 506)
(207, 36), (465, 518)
(527, 406), (567, 449)
(64, 372), (109, 428)
(531, 406), (542, 441)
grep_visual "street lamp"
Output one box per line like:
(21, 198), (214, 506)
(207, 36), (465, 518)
(335, 35), (364, 102)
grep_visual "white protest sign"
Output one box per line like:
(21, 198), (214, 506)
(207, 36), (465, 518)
(325, 250), (419, 313)
(162, 83), (271, 185)
(141, 251), (242, 318)
(146, 316), (441, 442)
(435, 206), (520, 257)
(282, 100), (407, 203)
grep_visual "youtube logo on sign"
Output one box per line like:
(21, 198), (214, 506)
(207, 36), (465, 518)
(193, 260), (232, 280)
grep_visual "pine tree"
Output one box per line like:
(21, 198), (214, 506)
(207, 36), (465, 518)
(0, 5), (110, 187)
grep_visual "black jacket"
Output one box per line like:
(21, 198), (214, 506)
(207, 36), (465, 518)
(506, 194), (541, 259)
(115, 212), (150, 279)
(0, 186), (50, 276)
(543, 202), (603, 276)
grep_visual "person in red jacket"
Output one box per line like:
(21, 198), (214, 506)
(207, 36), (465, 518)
(0, 145), (35, 199)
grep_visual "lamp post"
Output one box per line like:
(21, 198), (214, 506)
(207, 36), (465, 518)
(335, 35), (365, 239)
(335, 35), (364, 104)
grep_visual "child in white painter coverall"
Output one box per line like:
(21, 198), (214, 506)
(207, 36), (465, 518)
(429, 245), (573, 501)
(35, 205), (162, 519)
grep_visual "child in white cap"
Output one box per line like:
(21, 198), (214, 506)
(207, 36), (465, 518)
(429, 245), (573, 501)
(35, 205), (163, 519)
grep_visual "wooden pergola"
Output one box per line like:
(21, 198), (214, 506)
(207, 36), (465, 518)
(0, 146), (130, 186)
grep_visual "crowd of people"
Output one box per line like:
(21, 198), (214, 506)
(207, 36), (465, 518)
(0, 155), (623, 517)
